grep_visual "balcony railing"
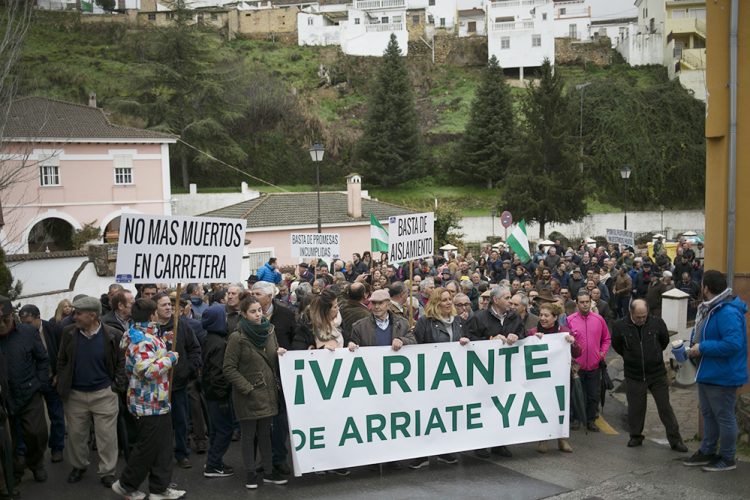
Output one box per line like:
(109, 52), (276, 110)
(365, 22), (404, 32)
(667, 17), (706, 36)
(355, 0), (406, 10)
(555, 6), (591, 19)
(490, 0), (547, 8)
(492, 20), (534, 31)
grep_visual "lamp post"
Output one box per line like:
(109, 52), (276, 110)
(575, 82), (591, 173)
(620, 165), (632, 230)
(309, 143), (325, 233)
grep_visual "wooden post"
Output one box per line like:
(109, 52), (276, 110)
(408, 261), (414, 328)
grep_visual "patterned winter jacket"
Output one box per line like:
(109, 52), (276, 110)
(120, 323), (178, 417)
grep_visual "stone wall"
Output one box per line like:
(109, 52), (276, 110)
(237, 7), (298, 35)
(434, 33), (487, 66)
(555, 37), (613, 66)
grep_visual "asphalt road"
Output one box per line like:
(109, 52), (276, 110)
(15, 393), (750, 500)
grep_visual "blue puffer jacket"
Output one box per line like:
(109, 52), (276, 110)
(694, 296), (748, 387)
(256, 263), (281, 284)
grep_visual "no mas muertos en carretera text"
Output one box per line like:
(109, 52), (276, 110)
(291, 344), (565, 450)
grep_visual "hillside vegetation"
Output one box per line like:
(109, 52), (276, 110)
(14, 11), (705, 213)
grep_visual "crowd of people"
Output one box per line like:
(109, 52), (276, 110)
(0, 234), (745, 499)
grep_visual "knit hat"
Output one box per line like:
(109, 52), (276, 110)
(73, 296), (102, 315)
(201, 303), (228, 334)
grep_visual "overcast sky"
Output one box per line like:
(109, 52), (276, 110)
(588, 0), (638, 20)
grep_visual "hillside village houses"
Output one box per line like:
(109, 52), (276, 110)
(615, 0), (706, 101)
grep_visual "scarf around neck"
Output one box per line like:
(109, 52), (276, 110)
(239, 317), (271, 348)
(694, 287), (733, 343)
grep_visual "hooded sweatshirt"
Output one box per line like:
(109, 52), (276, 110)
(201, 304), (231, 401)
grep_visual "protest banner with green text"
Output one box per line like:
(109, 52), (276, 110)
(279, 335), (571, 476)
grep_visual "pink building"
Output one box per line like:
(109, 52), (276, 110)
(0, 96), (176, 254)
(203, 174), (416, 274)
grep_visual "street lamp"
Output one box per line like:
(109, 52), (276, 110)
(620, 165), (632, 230)
(575, 82), (591, 173)
(309, 143), (325, 233)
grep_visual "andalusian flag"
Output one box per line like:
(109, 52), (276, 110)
(370, 214), (389, 253)
(507, 219), (531, 263)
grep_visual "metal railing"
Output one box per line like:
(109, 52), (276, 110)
(355, 0), (406, 10)
(490, 0), (547, 8)
(365, 22), (404, 32)
(492, 20), (534, 31)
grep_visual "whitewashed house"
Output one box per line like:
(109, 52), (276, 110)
(341, 0), (410, 56)
(457, 7), (486, 37)
(487, 0), (556, 78)
(588, 16), (637, 48)
(551, 0), (590, 41)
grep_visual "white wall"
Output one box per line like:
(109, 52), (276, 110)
(487, 1), (555, 69)
(588, 23), (630, 47)
(298, 12), (342, 46)
(616, 28), (664, 66)
(459, 210), (705, 242)
(341, 7), (409, 56)
(427, 0), (457, 29)
(678, 69), (706, 102)
(458, 14), (486, 37)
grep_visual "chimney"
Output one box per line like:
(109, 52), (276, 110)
(346, 174), (362, 219)
(88, 92), (97, 108)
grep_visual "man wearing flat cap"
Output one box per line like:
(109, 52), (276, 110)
(0, 297), (49, 483)
(348, 289), (415, 351)
(56, 295), (126, 488)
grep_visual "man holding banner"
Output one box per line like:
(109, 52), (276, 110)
(348, 290), (415, 353)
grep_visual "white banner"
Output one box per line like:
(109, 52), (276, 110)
(290, 233), (340, 259)
(388, 212), (434, 264)
(280, 335), (571, 476)
(606, 228), (635, 248)
(115, 214), (246, 284)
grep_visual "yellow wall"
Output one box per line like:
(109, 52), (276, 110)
(705, 1), (750, 392)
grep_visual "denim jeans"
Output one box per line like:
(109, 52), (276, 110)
(171, 388), (191, 461)
(578, 368), (601, 424)
(205, 399), (233, 470)
(41, 384), (66, 453)
(698, 383), (738, 460)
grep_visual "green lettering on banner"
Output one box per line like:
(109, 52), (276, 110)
(294, 359), (305, 405)
(292, 429), (306, 451)
(310, 427), (325, 449)
(339, 417), (363, 446)
(524, 344), (551, 380)
(342, 358), (377, 398)
(497, 346), (520, 382)
(366, 414), (387, 442)
(491, 394), (516, 428)
(518, 392), (548, 425)
(430, 352), (463, 390)
(467, 350), (494, 386)
(310, 359), (342, 401)
(391, 412), (411, 439)
(424, 407), (447, 435)
(383, 356), (411, 395)
(417, 353), (426, 391)
(445, 405), (463, 431)
(466, 402), (483, 429)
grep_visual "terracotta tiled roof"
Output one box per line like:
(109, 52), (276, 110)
(2, 96), (177, 142)
(201, 192), (417, 228)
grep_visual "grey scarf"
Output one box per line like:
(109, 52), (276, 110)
(692, 287), (733, 344)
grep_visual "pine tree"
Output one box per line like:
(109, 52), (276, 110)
(356, 35), (423, 188)
(459, 56), (514, 188)
(502, 59), (585, 239)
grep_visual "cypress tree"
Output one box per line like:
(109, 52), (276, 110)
(459, 56), (514, 188)
(356, 34), (423, 187)
(502, 59), (585, 238)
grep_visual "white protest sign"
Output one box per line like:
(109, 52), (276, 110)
(606, 228), (635, 248)
(388, 212), (434, 264)
(115, 214), (246, 284)
(290, 233), (340, 259)
(280, 335), (571, 475)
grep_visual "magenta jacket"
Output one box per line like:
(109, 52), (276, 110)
(567, 311), (611, 371)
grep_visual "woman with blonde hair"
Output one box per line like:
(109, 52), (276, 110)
(528, 301), (581, 453)
(409, 287), (470, 469)
(291, 289), (343, 350)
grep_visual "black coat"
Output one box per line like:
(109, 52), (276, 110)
(413, 315), (467, 344)
(466, 307), (526, 341)
(611, 315), (669, 382)
(41, 320), (60, 377)
(101, 311), (128, 333)
(56, 323), (126, 401)
(202, 330), (230, 401)
(269, 300), (296, 350)
(156, 316), (202, 391)
(0, 322), (49, 415)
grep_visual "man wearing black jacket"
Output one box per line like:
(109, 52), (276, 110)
(154, 293), (202, 469)
(0, 298), (49, 483)
(466, 286), (525, 458)
(611, 299), (687, 452)
(18, 304), (65, 464)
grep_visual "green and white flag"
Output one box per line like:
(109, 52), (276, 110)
(370, 214), (389, 253)
(507, 219), (531, 263)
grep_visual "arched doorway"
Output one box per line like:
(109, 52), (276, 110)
(104, 216), (121, 243)
(27, 218), (75, 252)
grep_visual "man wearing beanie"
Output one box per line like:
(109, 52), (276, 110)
(200, 304), (234, 479)
(111, 298), (185, 500)
(0, 296), (49, 483)
(56, 295), (126, 488)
